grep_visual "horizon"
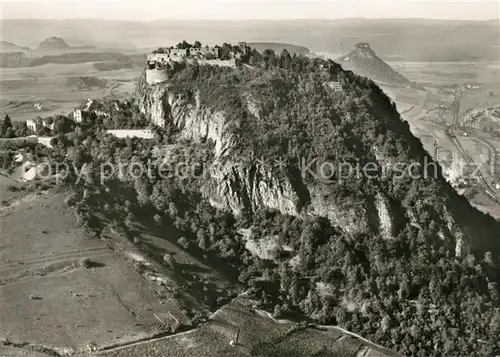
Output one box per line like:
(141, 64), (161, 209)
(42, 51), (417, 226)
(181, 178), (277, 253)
(1, 0), (499, 21)
(1, 17), (499, 23)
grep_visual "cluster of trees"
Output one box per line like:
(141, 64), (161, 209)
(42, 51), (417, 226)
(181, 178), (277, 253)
(0, 114), (29, 138)
(0, 99), (147, 141)
(175, 40), (203, 49)
(46, 52), (500, 356)
(76, 99), (148, 131)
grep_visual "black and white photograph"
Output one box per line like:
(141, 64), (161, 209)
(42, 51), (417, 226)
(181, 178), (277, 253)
(0, 1), (499, 356)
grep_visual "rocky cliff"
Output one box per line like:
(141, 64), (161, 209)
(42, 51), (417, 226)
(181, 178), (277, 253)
(136, 64), (500, 255)
(137, 72), (374, 235)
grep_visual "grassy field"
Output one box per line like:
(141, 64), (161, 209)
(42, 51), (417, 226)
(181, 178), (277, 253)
(0, 62), (143, 122)
(0, 173), (27, 202)
(97, 295), (399, 357)
(0, 192), (195, 353)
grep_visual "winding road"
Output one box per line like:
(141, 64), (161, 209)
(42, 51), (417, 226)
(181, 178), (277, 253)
(444, 91), (500, 202)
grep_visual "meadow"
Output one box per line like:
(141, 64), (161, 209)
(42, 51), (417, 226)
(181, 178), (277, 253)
(0, 62), (143, 122)
(0, 191), (196, 354)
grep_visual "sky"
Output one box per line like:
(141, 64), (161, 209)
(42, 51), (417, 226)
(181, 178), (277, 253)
(0, 0), (498, 21)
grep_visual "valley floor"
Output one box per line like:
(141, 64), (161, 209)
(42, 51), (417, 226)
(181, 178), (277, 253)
(0, 63), (143, 122)
(381, 61), (500, 219)
(0, 191), (192, 354)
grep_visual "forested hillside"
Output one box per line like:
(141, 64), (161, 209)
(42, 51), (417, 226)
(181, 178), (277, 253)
(37, 52), (500, 356)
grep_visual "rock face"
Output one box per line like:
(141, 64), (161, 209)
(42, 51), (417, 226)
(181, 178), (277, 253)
(137, 72), (378, 234)
(137, 77), (236, 157)
(146, 69), (170, 85)
(203, 162), (303, 217)
(337, 43), (421, 89)
(136, 69), (500, 253)
(375, 193), (394, 240)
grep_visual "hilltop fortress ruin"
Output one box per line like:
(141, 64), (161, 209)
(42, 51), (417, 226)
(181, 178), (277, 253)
(146, 41), (250, 85)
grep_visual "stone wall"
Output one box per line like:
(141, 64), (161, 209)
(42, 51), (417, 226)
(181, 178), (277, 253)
(106, 129), (155, 139)
(37, 136), (54, 149)
(146, 69), (170, 85)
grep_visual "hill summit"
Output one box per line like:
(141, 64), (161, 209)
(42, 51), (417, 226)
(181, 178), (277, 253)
(337, 42), (420, 88)
(37, 36), (70, 50)
(134, 53), (500, 355)
(0, 40), (31, 53)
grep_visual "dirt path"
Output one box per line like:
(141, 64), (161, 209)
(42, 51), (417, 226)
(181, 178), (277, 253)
(316, 325), (402, 357)
(93, 328), (198, 355)
(0, 247), (111, 271)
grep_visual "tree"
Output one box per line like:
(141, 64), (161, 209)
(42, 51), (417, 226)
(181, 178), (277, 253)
(220, 43), (233, 60)
(177, 40), (193, 49)
(1, 114), (13, 138)
(14, 121), (28, 137)
(289, 274), (299, 304)
(273, 304), (282, 318)
(398, 279), (411, 299)
(262, 49), (278, 68)
(193, 41), (202, 49)
(381, 315), (393, 332)
(488, 282), (499, 303)
(177, 236), (189, 249)
(134, 177), (150, 206)
(299, 225), (316, 270)
(53, 115), (74, 135)
(280, 49), (292, 69)
(163, 253), (175, 267)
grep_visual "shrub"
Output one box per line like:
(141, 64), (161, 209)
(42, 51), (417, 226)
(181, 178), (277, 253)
(77, 258), (91, 269)
(177, 236), (189, 249)
(163, 253), (174, 267)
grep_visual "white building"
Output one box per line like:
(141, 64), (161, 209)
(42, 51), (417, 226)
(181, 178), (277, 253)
(105, 129), (155, 139)
(26, 119), (37, 132)
(73, 109), (82, 123)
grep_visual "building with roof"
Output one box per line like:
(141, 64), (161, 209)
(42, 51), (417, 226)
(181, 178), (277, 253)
(73, 109), (82, 123)
(26, 119), (37, 132)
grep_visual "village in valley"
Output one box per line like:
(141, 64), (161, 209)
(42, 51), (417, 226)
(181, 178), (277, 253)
(9, 41), (254, 147)
(0, 41), (259, 186)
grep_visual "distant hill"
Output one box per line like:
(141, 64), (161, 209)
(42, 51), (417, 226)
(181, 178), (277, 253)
(2, 19), (498, 61)
(37, 37), (70, 50)
(248, 42), (310, 55)
(337, 43), (422, 88)
(0, 41), (31, 53)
